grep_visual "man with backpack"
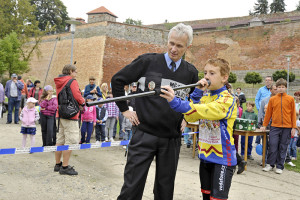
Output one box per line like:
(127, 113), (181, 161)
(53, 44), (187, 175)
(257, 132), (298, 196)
(53, 64), (85, 175)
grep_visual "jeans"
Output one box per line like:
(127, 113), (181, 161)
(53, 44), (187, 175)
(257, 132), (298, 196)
(40, 113), (56, 146)
(183, 127), (192, 145)
(105, 117), (116, 139)
(95, 124), (105, 141)
(241, 136), (254, 156)
(7, 97), (20, 123)
(123, 129), (132, 140)
(288, 137), (298, 158)
(255, 135), (261, 144)
(267, 127), (291, 170)
(113, 113), (124, 138)
(80, 121), (94, 143)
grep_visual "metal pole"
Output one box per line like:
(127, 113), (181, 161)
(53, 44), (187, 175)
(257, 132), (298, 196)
(287, 60), (289, 95)
(87, 83), (201, 107)
(70, 32), (74, 65)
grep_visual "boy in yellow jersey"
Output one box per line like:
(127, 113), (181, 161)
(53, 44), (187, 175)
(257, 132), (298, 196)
(161, 58), (237, 200)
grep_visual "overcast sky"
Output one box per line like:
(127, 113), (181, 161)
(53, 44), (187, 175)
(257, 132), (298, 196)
(61, 0), (300, 25)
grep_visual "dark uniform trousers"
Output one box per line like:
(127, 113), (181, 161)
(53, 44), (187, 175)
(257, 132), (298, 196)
(117, 128), (181, 200)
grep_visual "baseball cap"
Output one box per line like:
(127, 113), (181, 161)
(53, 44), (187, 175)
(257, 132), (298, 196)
(27, 97), (38, 103)
(44, 85), (53, 91)
(11, 73), (17, 78)
(132, 82), (137, 87)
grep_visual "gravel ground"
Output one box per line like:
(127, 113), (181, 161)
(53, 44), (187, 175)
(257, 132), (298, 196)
(0, 113), (300, 200)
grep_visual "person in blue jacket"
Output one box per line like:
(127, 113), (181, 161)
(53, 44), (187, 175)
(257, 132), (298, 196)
(83, 76), (102, 98)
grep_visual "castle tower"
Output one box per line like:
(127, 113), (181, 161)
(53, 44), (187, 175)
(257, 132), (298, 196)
(87, 6), (118, 23)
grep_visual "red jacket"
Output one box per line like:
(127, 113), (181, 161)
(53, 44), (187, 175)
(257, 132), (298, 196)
(28, 87), (43, 102)
(54, 75), (85, 120)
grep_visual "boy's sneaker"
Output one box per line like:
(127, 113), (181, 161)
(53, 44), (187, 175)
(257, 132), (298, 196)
(237, 160), (247, 174)
(95, 140), (100, 145)
(54, 162), (62, 172)
(275, 168), (283, 174)
(291, 157), (297, 160)
(262, 164), (273, 172)
(59, 166), (78, 175)
(287, 161), (296, 167)
(247, 155), (254, 160)
(105, 137), (108, 142)
(110, 137), (114, 142)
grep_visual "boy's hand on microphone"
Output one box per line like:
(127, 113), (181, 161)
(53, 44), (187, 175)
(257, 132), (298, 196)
(196, 79), (209, 90)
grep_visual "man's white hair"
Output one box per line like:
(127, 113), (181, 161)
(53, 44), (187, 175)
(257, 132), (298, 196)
(168, 23), (193, 46)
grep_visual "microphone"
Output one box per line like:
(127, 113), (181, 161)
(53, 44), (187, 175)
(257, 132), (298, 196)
(199, 79), (211, 88)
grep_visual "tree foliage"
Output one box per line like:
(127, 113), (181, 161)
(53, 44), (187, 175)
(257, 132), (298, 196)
(198, 72), (204, 80)
(0, 32), (28, 76)
(0, 0), (38, 39)
(228, 72), (237, 83)
(297, 1), (300, 11)
(272, 70), (295, 82)
(30, 0), (69, 32)
(270, 0), (286, 13)
(244, 72), (262, 87)
(123, 18), (142, 26)
(0, 0), (56, 77)
(253, 0), (269, 15)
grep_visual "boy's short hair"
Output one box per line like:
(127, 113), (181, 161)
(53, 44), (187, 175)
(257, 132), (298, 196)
(62, 64), (76, 75)
(275, 78), (287, 87)
(246, 101), (255, 107)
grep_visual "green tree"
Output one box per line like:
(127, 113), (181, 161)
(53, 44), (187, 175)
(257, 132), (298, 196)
(0, 32), (28, 76)
(244, 72), (262, 87)
(296, 1), (300, 11)
(228, 72), (237, 83)
(272, 70), (295, 82)
(0, 0), (38, 39)
(0, 0), (54, 63)
(253, 0), (269, 15)
(198, 72), (204, 80)
(30, 0), (69, 32)
(124, 18), (142, 26)
(270, 0), (286, 13)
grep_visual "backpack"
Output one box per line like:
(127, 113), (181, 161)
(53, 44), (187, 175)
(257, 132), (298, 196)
(58, 79), (79, 119)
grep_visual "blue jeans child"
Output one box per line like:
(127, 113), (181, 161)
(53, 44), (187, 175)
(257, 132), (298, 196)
(183, 127), (193, 147)
(241, 136), (254, 156)
(123, 129), (132, 140)
(95, 124), (105, 142)
(289, 137), (298, 158)
(80, 121), (94, 143)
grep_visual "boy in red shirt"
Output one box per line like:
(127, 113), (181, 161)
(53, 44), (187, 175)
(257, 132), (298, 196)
(261, 78), (296, 174)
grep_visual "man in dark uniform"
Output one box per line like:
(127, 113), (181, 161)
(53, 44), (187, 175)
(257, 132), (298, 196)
(111, 23), (198, 200)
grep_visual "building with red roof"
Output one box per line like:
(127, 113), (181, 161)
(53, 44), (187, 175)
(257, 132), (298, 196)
(87, 6), (118, 23)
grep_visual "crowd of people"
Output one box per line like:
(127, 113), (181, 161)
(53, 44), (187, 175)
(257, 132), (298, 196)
(0, 22), (299, 200)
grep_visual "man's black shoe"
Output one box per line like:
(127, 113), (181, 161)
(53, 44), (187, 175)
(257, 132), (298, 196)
(6, 122), (11, 124)
(237, 160), (247, 174)
(54, 162), (62, 172)
(59, 166), (78, 175)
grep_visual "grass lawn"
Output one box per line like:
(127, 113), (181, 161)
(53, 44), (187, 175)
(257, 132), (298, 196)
(285, 151), (300, 173)
(232, 82), (264, 89)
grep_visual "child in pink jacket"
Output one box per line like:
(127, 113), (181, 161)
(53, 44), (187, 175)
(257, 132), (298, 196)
(80, 95), (96, 143)
(20, 97), (40, 148)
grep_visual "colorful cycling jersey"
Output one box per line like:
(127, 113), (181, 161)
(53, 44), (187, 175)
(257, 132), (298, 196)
(169, 86), (237, 166)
